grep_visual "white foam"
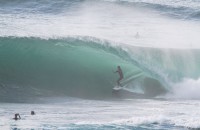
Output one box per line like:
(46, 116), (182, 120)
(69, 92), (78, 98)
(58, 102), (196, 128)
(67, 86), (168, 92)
(111, 115), (166, 126)
(165, 78), (200, 99)
(1, 99), (200, 129)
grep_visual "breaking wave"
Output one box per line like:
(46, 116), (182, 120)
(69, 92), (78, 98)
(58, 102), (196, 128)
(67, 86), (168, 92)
(0, 37), (200, 102)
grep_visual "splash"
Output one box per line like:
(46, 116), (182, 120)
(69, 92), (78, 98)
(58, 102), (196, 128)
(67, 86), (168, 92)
(166, 78), (200, 99)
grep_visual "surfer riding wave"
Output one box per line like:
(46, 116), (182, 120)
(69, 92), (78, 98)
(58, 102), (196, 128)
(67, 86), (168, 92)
(114, 66), (124, 86)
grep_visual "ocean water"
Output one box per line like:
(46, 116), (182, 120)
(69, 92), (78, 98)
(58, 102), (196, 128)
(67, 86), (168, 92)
(1, 0), (200, 129)
(1, 98), (200, 130)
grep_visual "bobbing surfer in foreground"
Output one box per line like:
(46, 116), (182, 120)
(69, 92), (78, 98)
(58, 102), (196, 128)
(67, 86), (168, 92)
(114, 66), (124, 86)
(13, 113), (21, 120)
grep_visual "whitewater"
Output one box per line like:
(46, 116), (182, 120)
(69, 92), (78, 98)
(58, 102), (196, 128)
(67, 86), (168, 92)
(1, 0), (200, 129)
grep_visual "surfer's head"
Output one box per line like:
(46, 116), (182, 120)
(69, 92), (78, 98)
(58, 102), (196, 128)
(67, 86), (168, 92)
(31, 111), (35, 115)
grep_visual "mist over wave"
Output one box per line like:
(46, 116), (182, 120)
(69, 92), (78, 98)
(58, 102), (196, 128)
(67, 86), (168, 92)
(0, 0), (200, 48)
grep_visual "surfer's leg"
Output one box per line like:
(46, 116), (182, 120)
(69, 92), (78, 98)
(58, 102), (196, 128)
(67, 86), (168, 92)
(117, 79), (120, 86)
(117, 77), (122, 86)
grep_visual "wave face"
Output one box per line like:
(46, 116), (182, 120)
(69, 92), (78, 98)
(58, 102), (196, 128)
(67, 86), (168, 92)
(0, 0), (200, 102)
(0, 37), (200, 102)
(0, 37), (166, 101)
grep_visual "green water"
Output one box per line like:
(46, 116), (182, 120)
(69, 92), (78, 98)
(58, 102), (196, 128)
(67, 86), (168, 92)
(0, 37), (199, 101)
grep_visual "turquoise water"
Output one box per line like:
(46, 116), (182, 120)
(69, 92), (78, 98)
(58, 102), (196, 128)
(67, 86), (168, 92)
(0, 37), (200, 102)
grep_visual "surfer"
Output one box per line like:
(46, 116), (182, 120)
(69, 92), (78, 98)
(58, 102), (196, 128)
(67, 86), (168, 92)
(31, 111), (35, 115)
(114, 66), (124, 86)
(13, 113), (21, 120)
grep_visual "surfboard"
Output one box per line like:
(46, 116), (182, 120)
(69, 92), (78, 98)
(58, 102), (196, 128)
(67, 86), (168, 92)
(113, 86), (123, 90)
(112, 85), (146, 98)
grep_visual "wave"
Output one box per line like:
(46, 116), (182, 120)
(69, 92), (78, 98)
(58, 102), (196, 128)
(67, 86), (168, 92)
(0, 37), (200, 102)
(0, 37), (161, 102)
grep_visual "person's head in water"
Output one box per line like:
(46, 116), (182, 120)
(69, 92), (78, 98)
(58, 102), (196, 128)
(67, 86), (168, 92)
(31, 111), (35, 115)
(13, 113), (21, 120)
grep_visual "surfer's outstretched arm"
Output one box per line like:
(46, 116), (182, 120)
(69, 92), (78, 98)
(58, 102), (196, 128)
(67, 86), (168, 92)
(113, 70), (118, 73)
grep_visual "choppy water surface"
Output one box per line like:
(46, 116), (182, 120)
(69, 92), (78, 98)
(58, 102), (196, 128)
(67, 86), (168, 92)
(0, 98), (200, 130)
